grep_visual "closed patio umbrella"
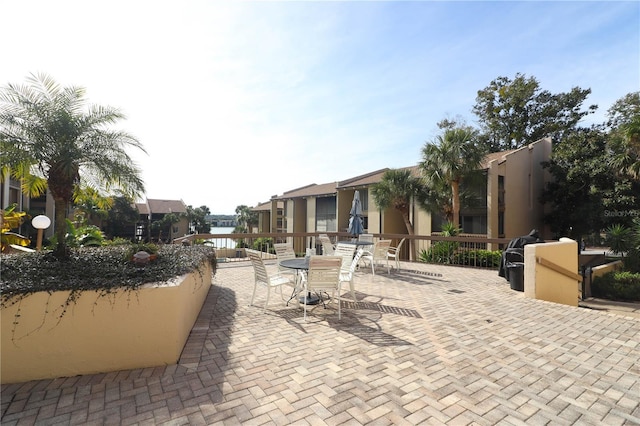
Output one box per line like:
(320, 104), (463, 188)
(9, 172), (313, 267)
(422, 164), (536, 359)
(347, 190), (364, 237)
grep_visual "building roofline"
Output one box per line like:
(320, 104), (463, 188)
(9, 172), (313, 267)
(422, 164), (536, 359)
(337, 168), (389, 188)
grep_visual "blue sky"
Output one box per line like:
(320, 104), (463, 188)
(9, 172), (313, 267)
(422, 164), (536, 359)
(2, 1), (638, 214)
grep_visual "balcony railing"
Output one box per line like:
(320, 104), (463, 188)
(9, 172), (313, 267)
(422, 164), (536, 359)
(174, 232), (511, 269)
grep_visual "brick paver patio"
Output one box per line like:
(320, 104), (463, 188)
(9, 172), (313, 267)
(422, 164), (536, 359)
(2, 260), (639, 425)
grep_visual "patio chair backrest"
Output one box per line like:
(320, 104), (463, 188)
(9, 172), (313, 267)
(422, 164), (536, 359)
(372, 240), (392, 260)
(274, 242), (295, 258)
(274, 242), (297, 273)
(350, 248), (365, 274)
(247, 250), (269, 285)
(334, 243), (356, 272)
(306, 256), (341, 292)
(318, 234), (335, 255)
(335, 242), (356, 256)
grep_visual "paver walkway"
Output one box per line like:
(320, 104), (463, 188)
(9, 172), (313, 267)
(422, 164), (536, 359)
(2, 260), (639, 425)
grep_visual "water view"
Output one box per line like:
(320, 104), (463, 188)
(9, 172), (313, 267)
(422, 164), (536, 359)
(207, 226), (236, 249)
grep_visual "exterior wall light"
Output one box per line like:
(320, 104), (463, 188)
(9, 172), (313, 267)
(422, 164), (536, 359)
(31, 215), (51, 252)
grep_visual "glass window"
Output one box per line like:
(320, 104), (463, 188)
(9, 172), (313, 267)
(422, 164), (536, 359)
(360, 191), (368, 211)
(316, 196), (337, 232)
(461, 215), (487, 234)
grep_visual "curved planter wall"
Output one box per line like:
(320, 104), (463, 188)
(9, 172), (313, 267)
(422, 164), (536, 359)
(1, 263), (213, 384)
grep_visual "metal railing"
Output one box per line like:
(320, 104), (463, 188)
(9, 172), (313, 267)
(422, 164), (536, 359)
(174, 232), (511, 269)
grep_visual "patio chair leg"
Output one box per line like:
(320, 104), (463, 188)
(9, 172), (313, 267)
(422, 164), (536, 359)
(264, 286), (271, 310)
(251, 285), (257, 307)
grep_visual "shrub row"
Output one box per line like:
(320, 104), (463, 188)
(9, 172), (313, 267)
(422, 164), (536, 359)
(0, 245), (216, 306)
(419, 243), (502, 268)
(592, 271), (640, 302)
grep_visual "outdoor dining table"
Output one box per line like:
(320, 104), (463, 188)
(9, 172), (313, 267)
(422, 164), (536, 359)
(279, 258), (320, 305)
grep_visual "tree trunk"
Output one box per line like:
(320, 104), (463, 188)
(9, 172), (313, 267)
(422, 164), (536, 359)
(401, 208), (415, 261)
(48, 163), (77, 259)
(451, 180), (460, 229)
(53, 196), (70, 259)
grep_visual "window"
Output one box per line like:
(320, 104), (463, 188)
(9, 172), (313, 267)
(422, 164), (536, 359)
(360, 191), (369, 211)
(461, 215), (487, 234)
(316, 197), (336, 232)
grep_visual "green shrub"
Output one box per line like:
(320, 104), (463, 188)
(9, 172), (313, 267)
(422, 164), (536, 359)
(419, 246), (501, 268)
(47, 219), (105, 249)
(0, 245), (217, 307)
(453, 249), (502, 268)
(592, 271), (640, 302)
(104, 237), (132, 246)
(252, 237), (273, 252)
(124, 242), (159, 260)
(418, 240), (459, 264)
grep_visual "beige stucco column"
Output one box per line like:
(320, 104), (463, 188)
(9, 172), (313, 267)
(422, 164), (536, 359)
(486, 159), (499, 251)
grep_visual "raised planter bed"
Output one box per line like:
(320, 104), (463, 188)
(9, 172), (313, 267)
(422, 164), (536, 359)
(1, 262), (213, 384)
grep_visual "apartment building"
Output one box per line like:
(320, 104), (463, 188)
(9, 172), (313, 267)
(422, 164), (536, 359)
(253, 138), (553, 244)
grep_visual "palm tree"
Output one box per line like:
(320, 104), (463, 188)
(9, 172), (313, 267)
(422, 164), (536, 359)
(0, 73), (146, 259)
(419, 127), (486, 229)
(234, 205), (257, 233)
(371, 168), (428, 260)
(609, 115), (640, 180)
(73, 186), (113, 227)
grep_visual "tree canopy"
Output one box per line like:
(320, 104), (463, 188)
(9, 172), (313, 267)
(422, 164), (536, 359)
(540, 92), (640, 241)
(607, 92), (640, 180)
(0, 73), (146, 258)
(473, 73), (596, 152)
(234, 205), (257, 234)
(187, 205), (212, 234)
(540, 128), (612, 241)
(420, 126), (487, 229)
(371, 168), (427, 236)
(103, 195), (140, 240)
(371, 168), (428, 261)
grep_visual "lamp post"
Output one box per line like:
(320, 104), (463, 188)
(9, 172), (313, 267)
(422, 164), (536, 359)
(32, 215), (51, 252)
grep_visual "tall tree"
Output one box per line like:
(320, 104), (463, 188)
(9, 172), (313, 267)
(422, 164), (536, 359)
(186, 205), (211, 234)
(103, 195), (140, 240)
(607, 92), (640, 180)
(0, 73), (146, 258)
(371, 169), (420, 236)
(72, 186), (112, 227)
(371, 168), (428, 261)
(234, 205), (257, 233)
(150, 212), (181, 242)
(606, 91), (640, 130)
(420, 127), (486, 229)
(473, 73), (596, 151)
(540, 128), (613, 242)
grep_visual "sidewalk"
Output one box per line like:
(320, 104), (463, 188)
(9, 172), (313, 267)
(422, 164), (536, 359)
(579, 297), (640, 319)
(2, 261), (639, 425)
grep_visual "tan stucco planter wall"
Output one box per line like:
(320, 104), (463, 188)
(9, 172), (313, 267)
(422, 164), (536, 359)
(591, 260), (624, 279)
(524, 238), (580, 306)
(1, 262), (213, 384)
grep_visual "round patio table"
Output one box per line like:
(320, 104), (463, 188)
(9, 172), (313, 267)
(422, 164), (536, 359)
(279, 258), (320, 305)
